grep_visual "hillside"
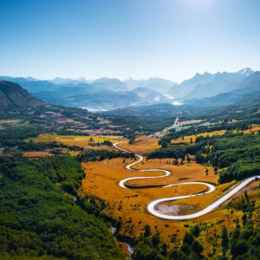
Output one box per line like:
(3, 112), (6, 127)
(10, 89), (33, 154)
(0, 81), (44, 110)
(0, 156), (123, 259)
(0, 81), (123, 141)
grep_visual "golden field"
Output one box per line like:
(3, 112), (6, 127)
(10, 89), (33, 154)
(171, 130), (226, 144)
(33, 134), (122, 149)
(81, 155), (248, 253)
(244, 124), (260, 134)
(34, 131), (259, 256)
(23, 151), (51, 158)
(119, 135), (160, 154)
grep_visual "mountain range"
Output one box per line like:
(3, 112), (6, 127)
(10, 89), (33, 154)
(169, 68), (255, 100)
(0, 76), (175, 111)
(1, 68), (259, 111)
(107, 69), (260, 121)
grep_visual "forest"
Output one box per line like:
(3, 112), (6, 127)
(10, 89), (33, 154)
(0, 156), (122, 259)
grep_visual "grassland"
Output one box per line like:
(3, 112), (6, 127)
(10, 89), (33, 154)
(80, 131), (260, 258)
(23, 151), (52, 158)
(81, 156), (247, 250)
(33, 134), (122, 149)
(119, 135), (160, 154)
(171, 130), (226, 144)
(244, 124), (260, 134)
(26, 131), (259, 257)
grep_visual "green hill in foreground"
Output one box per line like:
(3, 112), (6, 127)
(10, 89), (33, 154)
(0, 156), (123, 260)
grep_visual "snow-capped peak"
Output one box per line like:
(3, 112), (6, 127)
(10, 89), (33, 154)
(239, 68), (254, 76)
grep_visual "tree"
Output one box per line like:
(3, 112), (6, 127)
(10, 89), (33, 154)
(161, 243), (168, 256)
(231, 240), (248, 258)
(159, 139), (168, 148)
(190, 225), (200, 237)
(221, 226), (229, 256)
(144, 224), (151, 237)
(133, 241), (164, 260)
(129, 134), (136, 144)
(191, 240), (203, 256)
(152, 232), (161, 247)
(88, 137), (95, 146)
(183, 232), (194, 245)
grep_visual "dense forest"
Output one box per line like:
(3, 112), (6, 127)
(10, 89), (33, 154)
(0, 156), (123, 259)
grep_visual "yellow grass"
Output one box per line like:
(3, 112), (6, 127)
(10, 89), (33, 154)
(171, 124), (260, 145)
(81, 133), (260, 255)
(81, 156), (243, 248)
(30, 131), (259, 254)
(244, 124), (260, 134)
(119, 135), (160, 154)
(23, 151), (51, 158)
(34, 134), (122, 150)
(172, 130), (226, 144)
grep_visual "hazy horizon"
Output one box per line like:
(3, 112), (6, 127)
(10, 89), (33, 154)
(0, 67), (255, 84)
(1, 0), (260, 82)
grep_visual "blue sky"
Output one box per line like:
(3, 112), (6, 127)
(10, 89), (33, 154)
(1, 0), (260, 82)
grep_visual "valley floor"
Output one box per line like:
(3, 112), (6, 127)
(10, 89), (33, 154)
(81, 136), (260, 256)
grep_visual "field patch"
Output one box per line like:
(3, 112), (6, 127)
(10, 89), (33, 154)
(172, 130), (226, 144)
(119, 135), (160, 154)
(23, 151), (52, 158)
(33, 134), (122, 150)
(244, 124), (260, 134)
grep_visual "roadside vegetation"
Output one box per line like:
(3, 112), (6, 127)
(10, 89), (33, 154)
(133, 201), (260, 260)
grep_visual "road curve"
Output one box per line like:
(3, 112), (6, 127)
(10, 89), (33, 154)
(113, 143), (260, 220)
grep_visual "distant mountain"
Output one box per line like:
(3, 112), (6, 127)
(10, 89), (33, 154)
(68, 87), (174, 111)
(107, 71), (260, 121)
(169, 68), (255, 100)
(91, 78), (126, 92)
(67, 90), (140, 111)
(0, 76), (174, 111)
(186, 71), (260, 107)
(0, 81), (44, 110)
(131, 87), (171, 103)
(106, 103), (183, 119)
(125, 78), (176, 94)
(1, 69), (258, 111)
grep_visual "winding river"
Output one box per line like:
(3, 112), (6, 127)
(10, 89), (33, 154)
(114, 142), (260, 220)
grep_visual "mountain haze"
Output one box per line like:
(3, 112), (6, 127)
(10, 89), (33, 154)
(1, 68), (259, 111)
(169, 68), (255, 100)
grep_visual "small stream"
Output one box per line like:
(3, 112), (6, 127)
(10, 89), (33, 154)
(111, 225), (134, 258)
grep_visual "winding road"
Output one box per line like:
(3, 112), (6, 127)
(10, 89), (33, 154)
(114, 142), (260, 220)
